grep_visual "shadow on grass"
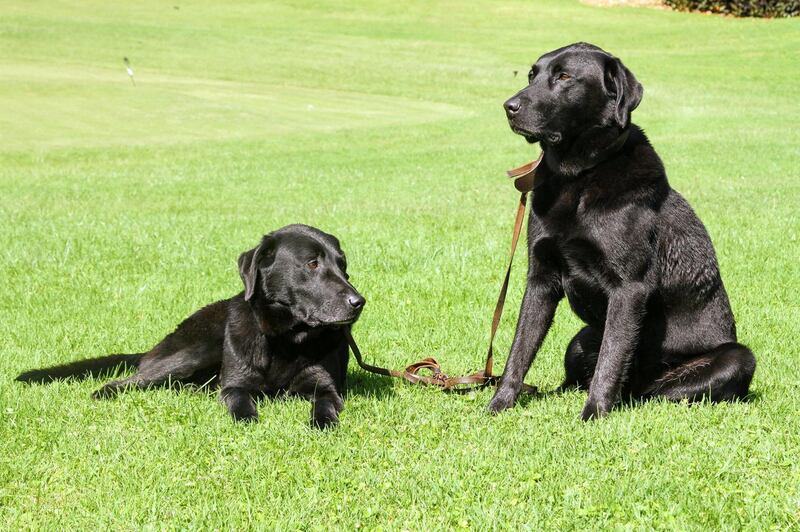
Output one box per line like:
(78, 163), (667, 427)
(616, 387), (762, 411)
(512, 383), (762, 413)
(346, 370), (396, 400)
(515, 385), (555, 408)
(16, 366), (396, 402)
(745, 389), (763, 403)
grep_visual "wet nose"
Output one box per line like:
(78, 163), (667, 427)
(504, 98), (521, 117)
(348, 295), (365, 309)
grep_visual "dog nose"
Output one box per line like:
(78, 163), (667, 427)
(348, 295), (365, 309)
(504, 98), (521, 117)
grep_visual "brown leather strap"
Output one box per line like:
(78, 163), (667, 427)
(483, 189), (528, 379)
(346, 153), (543, 393)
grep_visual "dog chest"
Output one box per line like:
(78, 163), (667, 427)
(530, 181), (620, 327)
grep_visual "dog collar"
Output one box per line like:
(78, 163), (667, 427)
(506, 151), (544, 193)
(507, 129), (631, 189)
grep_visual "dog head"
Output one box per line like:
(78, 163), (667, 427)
(504, 42), (642, 146)
(237, 224), (365, 340)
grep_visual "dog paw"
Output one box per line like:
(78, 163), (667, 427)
(227, 400), (258, 423)
(231, 409), (258, 423)
(311, 414), (339, 430)
(222, 388), (258, 423)
(488, 388), (517, 415)
(580, 398), (610, 421)
(228, 397), (258, 422)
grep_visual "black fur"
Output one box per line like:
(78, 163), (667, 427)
(490, 43), (755, 420)
(17, 224), (365, 429)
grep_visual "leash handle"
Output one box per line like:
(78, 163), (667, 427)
(345, 328), (503, 391)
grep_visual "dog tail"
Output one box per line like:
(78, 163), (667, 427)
(15, 353), (143, 384)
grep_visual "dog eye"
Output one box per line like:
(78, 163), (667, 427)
(306, 260), (319, 271)
(557, 73), (571, 81)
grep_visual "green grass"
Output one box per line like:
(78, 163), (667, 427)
(1, 0), (799, 528)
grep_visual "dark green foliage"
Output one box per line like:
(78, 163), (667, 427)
(664, 0), (799, 17)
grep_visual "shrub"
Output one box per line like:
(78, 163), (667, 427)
(663, 0), (800, 17)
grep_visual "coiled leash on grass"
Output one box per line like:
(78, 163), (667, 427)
(345, 153), (543, 394)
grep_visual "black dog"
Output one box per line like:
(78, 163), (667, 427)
(489, 43), (755, 420)
(17, 224), (365, 428)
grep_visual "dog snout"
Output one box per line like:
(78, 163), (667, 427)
(347, 294), (365, 310)
(504, 97), (522, 118)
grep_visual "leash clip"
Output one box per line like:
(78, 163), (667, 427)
(430, 371), (449, 386)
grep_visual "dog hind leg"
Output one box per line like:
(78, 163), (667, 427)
(91, 344), (221, 399)
(643, 343), (755, 403)
(559, 326), (601, 391)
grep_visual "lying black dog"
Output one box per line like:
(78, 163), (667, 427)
(17, 224), (365, 428)
(490, 43), (756, 420)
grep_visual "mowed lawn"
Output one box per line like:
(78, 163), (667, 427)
(1, 0), (798, 528)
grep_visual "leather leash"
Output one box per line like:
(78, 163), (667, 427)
(345, 153), (543, 393)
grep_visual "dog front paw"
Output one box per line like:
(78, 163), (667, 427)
(580, 398), (611, 421)
(222, 388), (258, 423)
(311, 400), (340, 430)
(488, 387), (517, 415)
(231, 409), (259, 423)
(311, 413), (339, 430)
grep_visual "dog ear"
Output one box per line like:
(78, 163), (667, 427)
(237, 243), (263, 302)
(605, 57), (643, 130)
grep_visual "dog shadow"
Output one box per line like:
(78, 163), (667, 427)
(124, 370), (397, 402)
(514, 383), (762, 413)
(95, 368), (397, 401)
(517, 387), (763, 412)
(515, 385), (555, 408)
(345, 371), (396, 400)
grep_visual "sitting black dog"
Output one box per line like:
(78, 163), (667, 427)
(489, 43), (756, 420)
(17, 224), (365, 428)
